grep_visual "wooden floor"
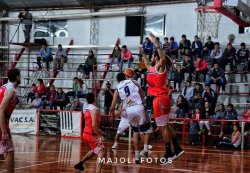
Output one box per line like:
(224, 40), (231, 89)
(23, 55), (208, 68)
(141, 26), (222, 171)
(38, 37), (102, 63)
(0, 135), (249, 173)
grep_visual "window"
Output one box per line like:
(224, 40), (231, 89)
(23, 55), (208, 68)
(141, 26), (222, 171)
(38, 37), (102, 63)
(34, 20), (68, 38)
(125, 16), (143, 36)
(239, 26), (250, 34)
(144, 15), (165, 36)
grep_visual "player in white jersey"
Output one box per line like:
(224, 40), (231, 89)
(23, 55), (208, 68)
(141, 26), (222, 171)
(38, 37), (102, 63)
(110, 72), (151, 164)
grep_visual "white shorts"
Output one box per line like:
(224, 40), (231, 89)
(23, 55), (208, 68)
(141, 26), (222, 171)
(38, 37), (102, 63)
(126, 104), (148, 127)
(155, 114), (169, 127)
(117, 117), (130, 135)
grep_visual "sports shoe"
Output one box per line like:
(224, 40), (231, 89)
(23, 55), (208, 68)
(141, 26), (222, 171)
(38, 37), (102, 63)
(74, 161), (84, 171)
(140, 150), (152, 158)
(160, 152), (175, 165)
(174, 149), (185, 160)
(111, 143), (118, 149)
(135, 155), (141, 164)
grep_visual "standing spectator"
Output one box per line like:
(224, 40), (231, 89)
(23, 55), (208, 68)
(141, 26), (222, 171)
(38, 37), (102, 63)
(202, 84), (216, 111)
(209, 42), (223, 68)
(222, 43), (236, 72)
(82, 49), (97, 78)
(236, 42), (249, 72)
(109, 45), (121, 71)
(182, 80), (194, 106)
(23, 8), (32, 43)
(120, 45), (133, 70)
(54, 88), (67, 110)
(29, 93), (42, 108)
(195, 56), (208, 82)
(66, 77), (79, 97)
(42, 85), (56, 110)
(37, 43), (53, 70)
(173, 64), (184, 92)
(142, 37), (153, 61)
(199, 101), (214, 135)
(53, 44), (67, 71)
(178, 34), (191, 61)
(203, 36), (214, 58)
(206, 63), (226, 94)
(192, 83), (204, 109)
(182, 55), (194, 81)
(191, 35), (203, 57)
(169, 36), (178, 60)
(176, 95), (189, 118)
(217, 125), (241, 149)
(162, 37), (171, 55)
(37, 79), (46, 96)
(27, 83), (38, 103)
(102, 81), (114, 115)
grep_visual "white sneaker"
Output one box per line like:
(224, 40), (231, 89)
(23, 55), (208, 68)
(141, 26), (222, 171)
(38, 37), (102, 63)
(111, 143), (118, 149)
(140, 150), (152, 158)
(148, 145), (153, 150)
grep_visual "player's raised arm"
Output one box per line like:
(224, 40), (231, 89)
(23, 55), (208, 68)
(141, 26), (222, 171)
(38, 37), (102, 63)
(140, 47), (151, 71)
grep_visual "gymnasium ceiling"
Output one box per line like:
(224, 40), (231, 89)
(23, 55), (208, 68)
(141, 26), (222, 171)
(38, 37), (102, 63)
(0, 0), (195, 11)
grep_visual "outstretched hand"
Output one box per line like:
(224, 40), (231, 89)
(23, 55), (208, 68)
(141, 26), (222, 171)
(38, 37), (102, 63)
(149, 32), (158, 45)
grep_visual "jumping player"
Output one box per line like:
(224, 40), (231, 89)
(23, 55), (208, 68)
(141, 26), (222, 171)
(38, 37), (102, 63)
(110, 72), (151, 163)
(74, 93), (105, 173)
(0, 68), (21, 173)
(141, 33), (184, 164)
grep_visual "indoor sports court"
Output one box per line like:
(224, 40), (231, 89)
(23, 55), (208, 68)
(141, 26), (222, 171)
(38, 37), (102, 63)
(0, 0), (250, 173)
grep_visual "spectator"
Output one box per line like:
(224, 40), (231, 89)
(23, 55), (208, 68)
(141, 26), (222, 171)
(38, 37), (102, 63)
(54, 88), (67, 110)
(182, 55), (194, 81)
(137, 73), (147, 96)
(109, 45), (121, 71)
(199, 101), (214, 135)
(202, 84), (216, 111)
(162, 37), (171, 55)
(53, 44), (67, 71)
(215, 103), (226, 137)
(66, 77), (79, 97)
(192, 83), (204, 109)
(82, 49), (97, 78)
(236, 42), (249, 72)
(42, 85), (56, 110)
(209, 42), (223, 68)
(166, 79), (173, 100)
(29, 93), (42, 109)
(242, 109), (250, 136)
(120, 45), (133, 70)
(169, 36), (178, 60)
(102, 81), (114, 115)
(37, 79), (46, 96)
(176, 95), (189, 118)
(173, 64), (184, 91)
(195, 55), (208, 82)
(181, 80), (194, 106)
(76, 79), (88, 98)
(27, 83), (38, 103)
(203, 36), (214, 58)
(189, 108), (201, 145)
(178, 34), (191, 61)
(222, 43), (236, 72)
(206, 63), (226, 94)
(191, 35), (203, 57)
(142, 37), (153, 61)
(154, 37), (163, 51)
(217, 125), (241, 149)
(72, 98), (83, 111)
(23, 8), (32, 43)
(37, 43), (53, 70)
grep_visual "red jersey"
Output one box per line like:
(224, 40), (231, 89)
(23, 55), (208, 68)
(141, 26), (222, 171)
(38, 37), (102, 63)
(147, 66), (169, 97)
(83, 104), (100, 134)
(0, 82), (17, 125)
(37, 83), (46, 95)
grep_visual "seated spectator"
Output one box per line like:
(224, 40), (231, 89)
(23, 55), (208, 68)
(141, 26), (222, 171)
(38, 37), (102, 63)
(195, 55), (208, 82)
(222, 43), (236, 72)
(189, 108), (201, 145)
(66, 77), (79, 97)
(54, 88), (67, 110)
(178, 34), (191, 61)
(76, 79), (88, 98)
(199, 101), (215, 135)
(215, 103), (226, 137)
(209, 42), (223, 68)
(109, 45), (121, 71)
(236, 42), (249, 73)
(173, 64), (184, 92)
(72, 98), (83, 111)
(37, 79), (46, 96)
(203, 36), (214, 58)
(42, 85), (56, 110)
(206, 63), (226, 94)
(120, 45), (133, 70)
(137, 73), (147, 96)
(82, 49), (97, 78)
(191, 35), (203, 57)
(142, 37), (153, 61)
(53, 44), (67, 71)
(217, 125), (241, 149)
(169, 36), (178, 60)
(162, 37), (171, 55)
(27, 83), (38, 103)
(242, 109), (250, 136)
(37, 43), (53, 70)
(102, 81), (114, 115)
(181, 80), (194, 106)
(202, 84), (216, 111)
(153, 37), (163, 51)
(192, 83), (204, 109)
(29, 93), (42, 108)
(166, 79), (173, 100)
(176, 95), (189, 118)
(182, 55), (194, 81)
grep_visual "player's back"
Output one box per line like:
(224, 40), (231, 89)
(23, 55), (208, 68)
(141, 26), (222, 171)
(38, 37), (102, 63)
(116, 79), (142, 108)
(83, 104), (100, 134)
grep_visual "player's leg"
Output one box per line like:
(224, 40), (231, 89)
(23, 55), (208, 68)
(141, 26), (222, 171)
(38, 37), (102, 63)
(6, 151), (14, 173)
(96, 149), (105, 173)
(168, 125), (184, 159)
(133, 132), (141, 164)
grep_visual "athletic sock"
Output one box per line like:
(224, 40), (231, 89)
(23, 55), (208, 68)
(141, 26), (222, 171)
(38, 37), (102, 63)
(135, 150), (140, 158)
(143, 144), (149, 152)
(165, 143), (174, 157)
(172, 137), (181, 153)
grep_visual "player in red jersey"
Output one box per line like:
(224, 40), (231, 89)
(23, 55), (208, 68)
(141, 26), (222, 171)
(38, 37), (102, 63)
(74, 93), (105, 173)
(0, 68), (21, 173)
(141, 33), (184, 164)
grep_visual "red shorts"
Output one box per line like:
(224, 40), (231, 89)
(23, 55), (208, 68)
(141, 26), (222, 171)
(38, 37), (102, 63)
(153, 96), (171, 127)
(83, 133), (104, 155)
